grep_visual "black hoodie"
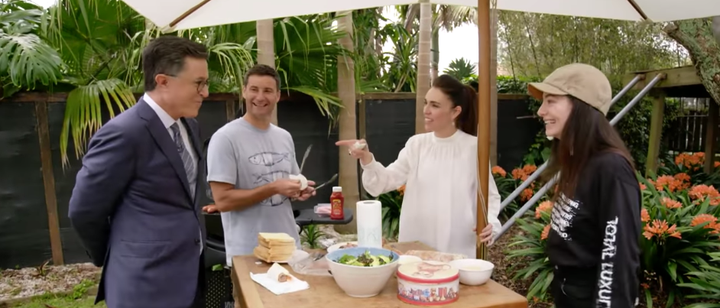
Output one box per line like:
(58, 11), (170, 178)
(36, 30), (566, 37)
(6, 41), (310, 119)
(546, 151), (642, 308)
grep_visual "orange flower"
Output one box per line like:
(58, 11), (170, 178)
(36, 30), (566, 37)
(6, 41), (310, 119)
(512, 168), (528, 181)
(675, 152), (704, 171)
(639, 182), (647, 190)
(520, 188), (534, 202)
(643, 219), (681, 240)
(653, 175), (682, 192)
(535, 201), (553, 219)
(522, 164), (537, 175)
(690, 214), (720, 234)
(491, 166), (507, 177)
(714, 161), (720, 168)
(689, 185), (720, 206)
(674, 173), (690, 183)
(541, 224), (551, 240)
(673, 173), (692, 190)
(641, 208), (650, 223)
(397, 185), (405, 195)
(661, 197), (682, 209)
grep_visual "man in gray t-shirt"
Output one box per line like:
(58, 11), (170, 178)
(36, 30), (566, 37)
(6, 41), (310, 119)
(205, 64), (315, 267)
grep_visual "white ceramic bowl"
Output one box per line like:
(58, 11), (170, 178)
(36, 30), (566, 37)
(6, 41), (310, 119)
(326, 247), (400, 297)
(326, 241), (358, 253)
(449, 259), (494, 286)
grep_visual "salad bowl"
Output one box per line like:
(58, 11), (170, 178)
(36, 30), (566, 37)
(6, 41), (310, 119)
(326, 246), (400, 297)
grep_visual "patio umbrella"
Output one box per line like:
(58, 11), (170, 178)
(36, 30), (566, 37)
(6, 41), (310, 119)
(121, 0), (720, 257)
(122, 0), (720, 31)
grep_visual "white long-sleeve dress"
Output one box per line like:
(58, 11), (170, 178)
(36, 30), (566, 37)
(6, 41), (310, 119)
(360, 130), (502, 259)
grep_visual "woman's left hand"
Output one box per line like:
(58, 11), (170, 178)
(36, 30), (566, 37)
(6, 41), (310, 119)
(474, 225), (494, 244)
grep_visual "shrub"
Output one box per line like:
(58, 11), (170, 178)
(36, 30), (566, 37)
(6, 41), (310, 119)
(492, 164), (541, 220)
(503, 154), (720, 306)
(678, 252), (720, 308)
(638, 174), (720, 307)
(376, 185), (404, 240)
(657, 151), (720, 187)
(505, 200), (554, 301)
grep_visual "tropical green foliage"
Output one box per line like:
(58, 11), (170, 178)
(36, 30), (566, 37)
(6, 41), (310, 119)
(638, 170), (720, 307)
(0, 0), (62, 97)
(443, 57), (476, 80)
(300, 224), (326, 249)
(505, 205), (553, 301)
(679, 252), (720, 308)
(376, 185), (404, 240)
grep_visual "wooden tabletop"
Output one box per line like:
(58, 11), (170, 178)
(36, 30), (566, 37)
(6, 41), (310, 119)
(232, 241), (528, 308)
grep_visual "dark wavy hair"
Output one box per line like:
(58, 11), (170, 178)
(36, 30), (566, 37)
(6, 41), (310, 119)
(542, 96), (634, 200)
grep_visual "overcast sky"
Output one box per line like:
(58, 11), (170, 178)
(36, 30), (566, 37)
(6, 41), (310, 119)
(29, 1), (478, 73)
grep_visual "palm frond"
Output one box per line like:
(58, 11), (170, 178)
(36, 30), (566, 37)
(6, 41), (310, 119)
(60, 78), (135, 168)
(285, 85), (343, 120)
(206, 42), (254, 91)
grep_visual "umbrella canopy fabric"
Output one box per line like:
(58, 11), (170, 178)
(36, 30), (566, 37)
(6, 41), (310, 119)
(123, 0), (720, 31)
(441, 0), (720, 22)
(123, 0), (414, 31)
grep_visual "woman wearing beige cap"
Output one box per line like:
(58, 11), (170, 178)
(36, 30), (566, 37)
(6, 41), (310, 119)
(528, 63), (641, 308)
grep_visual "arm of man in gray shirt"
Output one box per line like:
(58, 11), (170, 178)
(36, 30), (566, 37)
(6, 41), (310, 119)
(206, 132), (300, 212)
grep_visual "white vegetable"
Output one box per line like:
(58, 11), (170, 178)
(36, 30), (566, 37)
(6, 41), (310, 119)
(352, 141), (367, 150)
(289, 174), (308, 190)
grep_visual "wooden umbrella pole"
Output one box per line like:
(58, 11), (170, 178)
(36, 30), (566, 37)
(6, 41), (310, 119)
(476, 0), (491, 260)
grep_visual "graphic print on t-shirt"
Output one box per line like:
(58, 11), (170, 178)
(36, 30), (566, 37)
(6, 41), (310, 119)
(248, 152), (292, 166)
(550, 194), (581, 241)
(248, 151), (292, 206)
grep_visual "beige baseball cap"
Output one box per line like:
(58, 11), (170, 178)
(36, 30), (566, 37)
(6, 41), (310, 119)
(528, 63), (612, 115)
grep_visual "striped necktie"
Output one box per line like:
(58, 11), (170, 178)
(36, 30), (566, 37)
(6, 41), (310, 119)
(170, 122), (196, 199)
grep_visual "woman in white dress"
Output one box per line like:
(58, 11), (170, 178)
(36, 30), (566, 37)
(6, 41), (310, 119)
(336, 75), (502, 258)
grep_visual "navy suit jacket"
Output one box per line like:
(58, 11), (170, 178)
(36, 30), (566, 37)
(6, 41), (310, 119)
(68, 98), (205, 308)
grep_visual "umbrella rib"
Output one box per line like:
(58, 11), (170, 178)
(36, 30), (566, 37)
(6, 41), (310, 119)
(169, 0), (212, 28)
(626, 0), (649, 20)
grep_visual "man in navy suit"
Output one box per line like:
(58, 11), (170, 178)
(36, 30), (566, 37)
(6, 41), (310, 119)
(68, 36), (209, 308)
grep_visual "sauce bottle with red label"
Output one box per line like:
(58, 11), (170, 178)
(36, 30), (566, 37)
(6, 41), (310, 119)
(330, 186), (344, 220)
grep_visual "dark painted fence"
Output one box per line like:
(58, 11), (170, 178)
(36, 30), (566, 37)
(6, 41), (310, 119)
(0, 92), (538, 268)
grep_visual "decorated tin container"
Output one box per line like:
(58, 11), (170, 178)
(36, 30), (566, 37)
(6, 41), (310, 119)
(396, 261), (460, 305)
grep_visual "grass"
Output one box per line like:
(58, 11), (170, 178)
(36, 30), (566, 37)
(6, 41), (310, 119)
(2, 279), (104, 308)
(7, 295), (105, 308)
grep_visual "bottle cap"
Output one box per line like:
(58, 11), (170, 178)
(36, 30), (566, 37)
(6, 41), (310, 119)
(332, 186), (342, 192)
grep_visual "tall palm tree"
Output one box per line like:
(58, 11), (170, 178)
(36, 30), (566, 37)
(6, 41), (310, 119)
(256, 19), (276, 124)
(397, 4), (478, 134)
(415, 0), (432, 134)
(335, 11), (359, 232)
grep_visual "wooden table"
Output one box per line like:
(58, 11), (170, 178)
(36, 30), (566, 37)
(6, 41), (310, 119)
(232, 241), (528, 308)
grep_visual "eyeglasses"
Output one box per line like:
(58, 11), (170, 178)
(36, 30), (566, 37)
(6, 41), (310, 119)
(164, 74), (209, 94)
(192, 80), (210, 93)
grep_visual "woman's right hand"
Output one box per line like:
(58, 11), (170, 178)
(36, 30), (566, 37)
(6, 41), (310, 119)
(335, 139), (372, 165)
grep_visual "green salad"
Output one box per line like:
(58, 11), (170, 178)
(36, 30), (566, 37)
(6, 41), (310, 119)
(336, 250), (394, 267)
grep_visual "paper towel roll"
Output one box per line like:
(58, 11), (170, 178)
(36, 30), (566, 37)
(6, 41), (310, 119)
(356, 200), (383, 248)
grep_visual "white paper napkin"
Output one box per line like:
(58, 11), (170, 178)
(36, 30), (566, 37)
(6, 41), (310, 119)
(250, 272), (309, 295)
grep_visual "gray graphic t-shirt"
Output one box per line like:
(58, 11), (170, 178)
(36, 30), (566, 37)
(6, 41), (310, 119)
(206, 118), (301, 265)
